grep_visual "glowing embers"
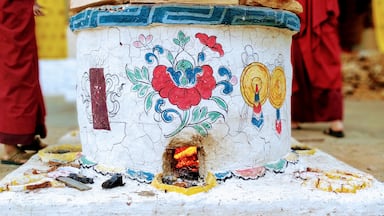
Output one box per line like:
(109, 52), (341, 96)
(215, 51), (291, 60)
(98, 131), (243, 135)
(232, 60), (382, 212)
(162, 146), (203, 188)
(173, 146), (199, 181)
(152, 137), (217, 195)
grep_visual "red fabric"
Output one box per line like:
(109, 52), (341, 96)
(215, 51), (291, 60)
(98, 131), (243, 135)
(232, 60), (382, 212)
(0, 0), (47, 145)
(291, 41), (343, 122)
(291, 0), (343, 122)
(292, 0), (342, 91)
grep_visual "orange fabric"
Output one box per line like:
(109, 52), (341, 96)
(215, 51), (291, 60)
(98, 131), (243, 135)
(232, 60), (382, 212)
(0, 0), (47, 145)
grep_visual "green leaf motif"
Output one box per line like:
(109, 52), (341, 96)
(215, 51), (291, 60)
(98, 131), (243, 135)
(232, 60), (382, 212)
(132, 83), (143, 92)
(141, 66), (149, 82)
(126, 66), (138, 84)
(190, 108), (221, 136)
(134, 67), (143, 80)
(207, 111), (223, 123)
(164, 110), (190, 138)
(193, 124), (208, 137)
(176, 59), (193, 72)
(210, 96), (228, 112)
(138, 85), (150, 98)
(180, 76), (188, 86)
(144, 91), (155, 113)
(201, 122), (212, 130)
(173, 38), (180, 46)
(184, 36), (190, 45)
(177, 31), (190, 47)
(178, 31), (185, 41)
(199, 106), (208, 121)
(167, 51), (174, 64)
(191, 107), (201, 123)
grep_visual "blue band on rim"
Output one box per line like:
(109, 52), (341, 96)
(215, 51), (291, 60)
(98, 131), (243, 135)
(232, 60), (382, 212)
(69, 4), (300, 31)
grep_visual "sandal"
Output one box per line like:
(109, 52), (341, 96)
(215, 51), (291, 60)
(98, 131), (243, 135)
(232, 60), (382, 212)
(323, 128), (345, 138)
(18, 137), (47, 152)
(1, 149), (33, 165)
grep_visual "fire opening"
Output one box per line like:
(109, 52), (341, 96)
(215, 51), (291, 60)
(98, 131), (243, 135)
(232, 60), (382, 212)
(162, 139), (206, 188)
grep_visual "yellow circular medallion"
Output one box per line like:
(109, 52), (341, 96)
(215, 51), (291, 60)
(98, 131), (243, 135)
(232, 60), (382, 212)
(269, 66), (286, 109)
(240, 62), (270, 107)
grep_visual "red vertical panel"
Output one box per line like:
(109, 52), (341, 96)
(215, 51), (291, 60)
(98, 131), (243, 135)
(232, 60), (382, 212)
(89, 68), (111, 130)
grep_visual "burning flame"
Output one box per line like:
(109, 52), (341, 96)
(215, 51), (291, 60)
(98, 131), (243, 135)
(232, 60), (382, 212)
(174, 146), (197, 159)
(174, 146), (199, 171)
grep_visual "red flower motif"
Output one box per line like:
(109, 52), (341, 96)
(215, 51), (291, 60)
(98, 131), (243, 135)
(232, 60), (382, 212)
(195, 33), (224, 56)
(152, 65), (216, 110)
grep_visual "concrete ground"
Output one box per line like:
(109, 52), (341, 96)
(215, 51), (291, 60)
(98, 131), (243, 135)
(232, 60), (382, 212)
(292, 98), (384, 182)
(0, 96), (383, 182)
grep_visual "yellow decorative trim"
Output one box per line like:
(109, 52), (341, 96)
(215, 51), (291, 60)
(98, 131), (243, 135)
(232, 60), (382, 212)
(38, 144), (82, 163)
(284, 152), (299, 163)
(296, 148), (316, 156)
(291, 143), (316, 155)
(151, 172), (217, 195)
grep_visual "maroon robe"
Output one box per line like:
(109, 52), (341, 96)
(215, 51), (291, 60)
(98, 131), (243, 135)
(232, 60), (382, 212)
(0, 0), (47, 145)
(291, 0), (344, 122)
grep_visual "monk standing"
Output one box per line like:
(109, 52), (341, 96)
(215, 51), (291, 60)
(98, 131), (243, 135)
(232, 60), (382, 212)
(291, 0), (345, 138)
(0, 0), (47, 164)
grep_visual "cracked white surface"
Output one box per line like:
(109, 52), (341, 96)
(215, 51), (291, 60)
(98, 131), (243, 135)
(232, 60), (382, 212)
(76, 25), (294, 174)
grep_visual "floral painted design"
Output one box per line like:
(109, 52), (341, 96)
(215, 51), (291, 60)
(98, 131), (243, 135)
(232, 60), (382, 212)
(126, 31), (236, 137)
(195, 33), (224, 56)
(151, 64), (216, 110)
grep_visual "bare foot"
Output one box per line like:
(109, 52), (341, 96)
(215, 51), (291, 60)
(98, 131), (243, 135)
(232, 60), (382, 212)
(1, 145), (33, 165)
(330, 120), (344, 131)
(291, 121), (301, 130)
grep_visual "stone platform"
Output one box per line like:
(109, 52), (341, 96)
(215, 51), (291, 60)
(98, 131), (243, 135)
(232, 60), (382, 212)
(0, 143), (383, 216)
